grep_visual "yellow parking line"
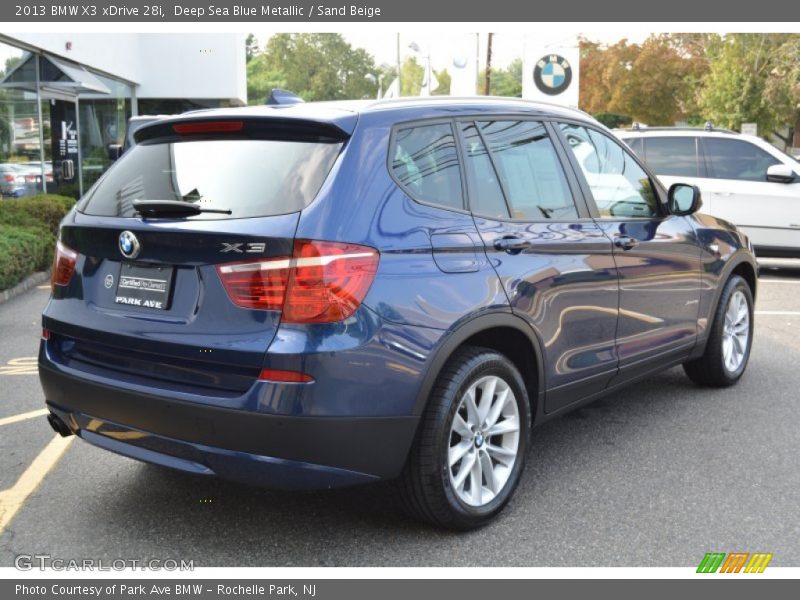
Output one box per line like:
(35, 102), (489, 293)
(0, 434), (74, 535)
(36, 285), (50, 290)
(0, 408), (48, 428)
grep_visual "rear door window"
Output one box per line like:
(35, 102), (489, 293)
(642, 137), (701, 177)
(79, 138), (343, 219)
(391, 123), (464, 210)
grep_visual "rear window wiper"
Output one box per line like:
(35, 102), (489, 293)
(132, 199), (232, 218)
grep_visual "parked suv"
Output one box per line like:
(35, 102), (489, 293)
(40, 99), (757, 529)
(617, 125), (800, 258)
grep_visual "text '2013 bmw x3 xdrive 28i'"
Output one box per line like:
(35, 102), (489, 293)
(40, 98), (757, 529)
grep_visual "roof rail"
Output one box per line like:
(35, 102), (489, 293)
(265, 89), (304, 106)
(618, 125), (738, 135)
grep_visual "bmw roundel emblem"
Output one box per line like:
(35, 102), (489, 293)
(534, 54), (573, 96)
(119, 230), (141, 259)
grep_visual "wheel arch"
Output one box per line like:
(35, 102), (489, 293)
(412, 311), (545, 423)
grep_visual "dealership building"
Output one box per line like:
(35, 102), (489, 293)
(0, 33), (246, 198)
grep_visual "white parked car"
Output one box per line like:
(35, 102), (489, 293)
(617, 126), (800, 258)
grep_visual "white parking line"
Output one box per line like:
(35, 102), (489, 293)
(759, 279), (800, 284)
(0, 408), (48, 428)
(755, 311), (800, 316)
(0, 434), (74, 535)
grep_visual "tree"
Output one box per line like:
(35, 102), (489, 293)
(245, 33), (259, 63)
(257, 33), (379, 101)
(246, 53), (287, 105)
(477, 58), (522, 97)
(400, 57), (424, 96)
(580, 35), (708, 125)
(699, 34), (800, 142)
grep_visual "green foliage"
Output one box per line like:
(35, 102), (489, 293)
(0, 194), (76, 290)
(593, 113), (632, 129)
(400, 57), (424, 96)
(255, 33), (379, 102)
(480, 58), (522, 97)
(700, 34), (800, 140)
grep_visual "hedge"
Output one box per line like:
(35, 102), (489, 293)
(0, 194), (77, 291)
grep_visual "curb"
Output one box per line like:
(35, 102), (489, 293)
(0, 271), (50, 306)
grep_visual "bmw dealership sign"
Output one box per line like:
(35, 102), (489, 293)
(523, 38), (579, 107)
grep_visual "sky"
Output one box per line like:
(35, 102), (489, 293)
(341, 31), (651, 72)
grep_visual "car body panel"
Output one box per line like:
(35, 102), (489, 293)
(39, 98), (757, 490)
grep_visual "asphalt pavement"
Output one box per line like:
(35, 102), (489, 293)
(0, 261), (798, 567)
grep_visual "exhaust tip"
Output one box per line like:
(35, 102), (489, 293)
(47, 412), (74, 437)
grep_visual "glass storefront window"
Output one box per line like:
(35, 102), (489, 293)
(0, 41), (47, 198)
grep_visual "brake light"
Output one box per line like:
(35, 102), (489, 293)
(25, 174), (37, 182)
(51, 241), (78, 290)
(172, 120), (244, 135)
(3, 174), (15, 183)
(216, 240), (379, 323)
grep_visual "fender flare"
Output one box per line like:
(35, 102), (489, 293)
(698, 250), (758, 347)
(411, 310), (546, 417)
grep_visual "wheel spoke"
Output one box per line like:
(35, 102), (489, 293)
(486, 443), (516, 465)
(469, 450), (483, 504)
(477, 377), (497, 426)
(452, 450), (476, 490)
(452, 413), (472, 437)
(479, 450), (497, 493)
(484, 386), (511, 429)
(463, 387), (480, 429)
(486, 417), (520, 437)
(449, 439), (473, 467)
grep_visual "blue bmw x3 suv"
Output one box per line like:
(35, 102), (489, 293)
(40, 97), (757, 529)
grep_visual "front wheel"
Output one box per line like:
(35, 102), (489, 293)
(683, 275), (754, 387)
(399, 346), (531, 530)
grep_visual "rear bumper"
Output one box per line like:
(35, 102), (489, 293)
(40, 360), (419, 489)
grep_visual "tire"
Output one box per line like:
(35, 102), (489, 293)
(398, 346), (531, 530)
(683, 275), (754, 387)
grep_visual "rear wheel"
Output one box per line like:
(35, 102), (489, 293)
(683, 275), (753, 387)
(399, 346), (531, 530)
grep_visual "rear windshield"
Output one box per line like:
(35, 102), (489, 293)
(79, 139), (343, 219)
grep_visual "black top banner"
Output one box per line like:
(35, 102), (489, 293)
(3, 0), (800, 22)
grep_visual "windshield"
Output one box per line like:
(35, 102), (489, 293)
(79, 138), (343, 219)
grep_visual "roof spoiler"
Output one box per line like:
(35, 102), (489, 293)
(265, 89), (304, 106)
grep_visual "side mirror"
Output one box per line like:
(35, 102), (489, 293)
(766, 164), (796, 184)
(107, 144), (123, 162)
(668, 183), (702, 216)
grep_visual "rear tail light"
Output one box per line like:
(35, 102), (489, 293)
(25, 174), (37, 183)
(45, 173), (54, 183)
(216, 240), (379, 323)
(51, 240), (78, 290)
(3, 174), (15, 183)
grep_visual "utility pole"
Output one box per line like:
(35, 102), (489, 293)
(396, 33), (402, 96)
(484, 32), (493, 96)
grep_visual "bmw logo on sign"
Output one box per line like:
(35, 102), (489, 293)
(119, 230), (141, 259)
(534, 54), (573, 96)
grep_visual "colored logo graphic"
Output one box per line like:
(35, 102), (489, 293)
(697, 552), (773, 573)
(118, 230), (141, 259)
(533, 54), (572, 96)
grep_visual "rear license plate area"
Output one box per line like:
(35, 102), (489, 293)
(115, 264), (174, 310)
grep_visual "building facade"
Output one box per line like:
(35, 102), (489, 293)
(0, 33), (246, 199)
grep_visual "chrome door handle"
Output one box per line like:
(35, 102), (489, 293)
(614, 235), (639, 250)
(493, 237), (532, 253)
